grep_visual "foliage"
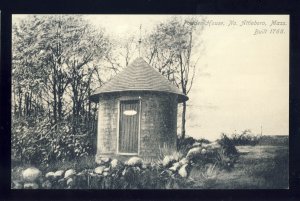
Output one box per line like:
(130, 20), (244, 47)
(12, 15), (104, 168)
(11, 116), (94, 167)
(12, 15), (109, 126)
(230, 130), (262, 146)
(257, 135), (288, 146)
(177, 136), (197, 155)
(198, 138), (211, 144)
(158, 143), (183, 162)
(215, 134), (239, 169)
(218, 133), (239, 156)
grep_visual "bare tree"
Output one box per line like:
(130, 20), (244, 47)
(144, 16), (205, 139)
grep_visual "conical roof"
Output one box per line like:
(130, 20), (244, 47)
(90, 57), (188, 103)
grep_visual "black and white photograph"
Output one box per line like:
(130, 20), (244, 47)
(11, 14), (289, 189)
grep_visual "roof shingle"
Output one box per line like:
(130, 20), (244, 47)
(90, 57), (188, 103)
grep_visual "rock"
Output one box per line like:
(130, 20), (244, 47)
(12, 180), (23, 189)
(64, 169), (76, 178)
(192, 142), (201, 147)
(22, 167), (41, 182)
(126, 157), (143, 166)
(94, 166), (105, 174)
(89, 172), (97, 177)
(201, 148), (207, 154)
(41, 180), (52, 189)
(45, 172), (55, 178)
(203, 141), (221, 149)
(103, 172), (109, 176)
(66, 178), (74, 186)
(169, 162), (181, 172)
(57, 178), (65, 185)
(179, 157), (189, 165)
(133, 167), (141, 172)
(96, 157), (111, 165)
(122, 168), (127, 176)
(54, 170), (64, 178)
(141, 163), (148, 169)
(178, 164), (188, 178)
(95, 156), (102, 164)
(110, 159), (119, 169)
(187, 147), (202, 159)
(101, 157), (110, 163)
(162, 156), (176, 167)
(169, 166), (177, 172)
(77, 172), (84, 176)
(24, 182), (39, 189)
(104, 167), (110, 172)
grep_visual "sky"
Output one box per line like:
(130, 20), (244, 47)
(13, 15), (289, 140)
(84, 15), (289, 140)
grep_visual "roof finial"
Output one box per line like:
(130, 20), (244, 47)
(138, 24), (142, 57)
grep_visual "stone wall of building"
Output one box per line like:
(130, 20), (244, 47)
(96, 94), (118, 155)
(96, 92), (178, 160)
(139, 93), (178, 158)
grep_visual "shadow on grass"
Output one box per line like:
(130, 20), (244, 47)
(248, 147), (289, 188)
(186, 144), (288, 189)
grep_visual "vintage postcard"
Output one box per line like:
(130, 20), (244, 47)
(11, 14), (289, 189)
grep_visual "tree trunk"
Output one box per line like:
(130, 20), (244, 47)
(18, 86), (23, 117)
(179, 53), (187, 139)
(88, 89), (91, 122)
(53, 78), (57, 125)
(24, 91), (32, 116)
(181, 101), (186, 139)
(57, 95), (63, 121)
(29, 91), (32, 116)
(13, 90), (17, 114)
(57, 78), (63, 121)
(72, 80), (78, 132)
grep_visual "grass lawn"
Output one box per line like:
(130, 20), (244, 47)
(189, 144), (288, 189)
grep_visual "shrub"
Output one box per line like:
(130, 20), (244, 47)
(218, 133), (238, 156)
(216, 133), (239, 169)
(198, 138), (211, 144)
(231, 130), (261, 146)
(11, 116), (94, 167)
(11, 117), (51, 166)
(177, 136), (196, 154)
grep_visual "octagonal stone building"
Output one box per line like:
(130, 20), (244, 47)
(90, 57), (188, 161)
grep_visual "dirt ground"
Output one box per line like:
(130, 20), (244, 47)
(190, 144), (289, 189)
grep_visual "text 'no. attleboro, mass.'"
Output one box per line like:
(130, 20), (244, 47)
(199, 18), (288, 35)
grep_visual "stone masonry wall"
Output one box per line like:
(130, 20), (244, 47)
(139, 93), (178, 158)
(96, 92), (178, 160)
(96, 94), (118, 155)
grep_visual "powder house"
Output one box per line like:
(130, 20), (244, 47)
(90, 57), (188, 160)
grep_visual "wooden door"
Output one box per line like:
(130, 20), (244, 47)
(118, 100), (140, 154)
